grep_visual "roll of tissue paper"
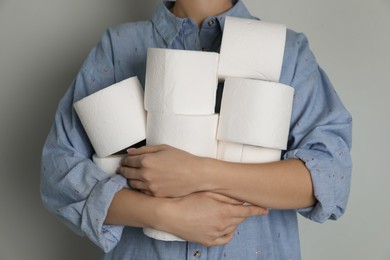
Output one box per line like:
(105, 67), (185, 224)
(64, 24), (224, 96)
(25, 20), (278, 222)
(217, 141), (281, 163)
(144, 48), (219, 115)
(146, 113), (219, 158)
(144, 112), (219, 242)
(92, 154), (125, 176)
(218, 16), (286, 82)
(143, 228), (184, 242)
(217, 77), (294, 150)
(74, 76), (146, 158)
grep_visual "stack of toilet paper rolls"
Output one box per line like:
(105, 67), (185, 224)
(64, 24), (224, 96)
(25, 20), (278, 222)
(73, 76), (147, 176)
(143, 16), (294, 241)
(73, 16), (295, 243)
(143, 48), (220, 241)
(216, 17), (294, 164)
(144, 48), (220, 159)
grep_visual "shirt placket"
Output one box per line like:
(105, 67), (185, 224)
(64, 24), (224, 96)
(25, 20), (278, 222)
(187, 243), (208, 260)
(182, 20), (201, 51)
(199, 17), (222, 52)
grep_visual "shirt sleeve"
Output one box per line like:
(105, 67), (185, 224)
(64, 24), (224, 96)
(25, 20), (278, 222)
(40, 30), (129, 253)
(282, 31), (353, 223)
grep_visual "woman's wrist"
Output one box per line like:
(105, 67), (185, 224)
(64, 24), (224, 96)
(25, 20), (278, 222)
(152, 197), (180, 232)
(105, 188), (171, 229)
(195, 157), (224, 192)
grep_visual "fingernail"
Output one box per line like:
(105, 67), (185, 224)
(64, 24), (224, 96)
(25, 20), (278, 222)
(127, 148), (136, 153)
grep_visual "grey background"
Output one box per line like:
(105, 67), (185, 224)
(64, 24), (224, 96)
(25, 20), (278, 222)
(0, 0), (388, 259)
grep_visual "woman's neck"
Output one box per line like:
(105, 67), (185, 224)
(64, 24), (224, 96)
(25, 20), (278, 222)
(172, 0), (233, 27)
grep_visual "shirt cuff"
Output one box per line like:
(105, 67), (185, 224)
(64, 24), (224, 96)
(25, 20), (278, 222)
(284, 148), (342, 223)
(81, 174), (128, 253)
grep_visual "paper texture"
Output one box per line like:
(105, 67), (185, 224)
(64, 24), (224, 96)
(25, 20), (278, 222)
(146, 113), (219, 158)
(143, 228), (184, 242)
(92, 154), (125, 175)
(217, 141), (281, 163)
(218, 16), (286, 82)
(73, 76), (146, 157)
(217, 77), (294, 150)
(144, 48), (219, 115)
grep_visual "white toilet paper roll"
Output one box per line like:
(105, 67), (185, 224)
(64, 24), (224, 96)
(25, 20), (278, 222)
(218, 16), (286, 82)
(74, 76), (147, 158)
(146, 113), (219, 158)
(92, 154), (125, 175)
(145, 113), (218, 242)
(143, 228), (184, 242)
(217, 141), (281, 163)
(217, 77), (294, 150)
(144, 48), (219, 115)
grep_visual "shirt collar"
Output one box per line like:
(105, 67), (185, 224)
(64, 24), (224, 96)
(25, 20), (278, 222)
(152, 0), (255, 46)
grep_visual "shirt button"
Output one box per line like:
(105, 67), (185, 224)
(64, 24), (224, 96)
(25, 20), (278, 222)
(194, 250), (201, 257)
(208, 20), (215, 27)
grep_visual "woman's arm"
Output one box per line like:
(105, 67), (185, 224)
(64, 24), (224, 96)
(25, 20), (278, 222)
(105, 188), (269, 246)
(118, 145), (316, 209)
(202, 156), (316, 209)
(118, 32), (353, 220)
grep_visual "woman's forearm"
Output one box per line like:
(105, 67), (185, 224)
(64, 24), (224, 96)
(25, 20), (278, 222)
(104, 188), (269, 247)
(200, 158), (316, 209)
(119, 145), (316, 210)
(105, 188), (164, 227)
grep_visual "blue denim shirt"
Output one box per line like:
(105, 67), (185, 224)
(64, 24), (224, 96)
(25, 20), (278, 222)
(40, 1), (352, 259)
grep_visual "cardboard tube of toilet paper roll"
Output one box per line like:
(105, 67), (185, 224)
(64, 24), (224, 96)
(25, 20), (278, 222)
(92, 154), (125, 176)
(73, 76), (147, 158)
(217, 78), (294, 150)
(218, 16), (286, 82)
(217, 141), (281, 163)
(146, 113), (219, 158)
(144, 48), (219, 115)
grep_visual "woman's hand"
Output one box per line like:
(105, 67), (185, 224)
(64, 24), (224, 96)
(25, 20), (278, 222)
(118, 144), (204, 198)
(158, 192), (269, 247)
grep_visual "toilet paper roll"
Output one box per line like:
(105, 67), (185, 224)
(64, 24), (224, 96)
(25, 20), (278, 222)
(74, 76), (147, 158)
(146, 113), (219, 158)
(144, 48), (219, 115)
(145, 113), (218, 242)
(143, 228), (185, 242)
(217, 77), (294, 150)
(92, 154), (125, 175)
(217, 141), (281, 163)
(218, 16), (286, 82)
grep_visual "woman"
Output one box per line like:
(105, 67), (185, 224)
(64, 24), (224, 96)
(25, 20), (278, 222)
(41, 0), (352, 259)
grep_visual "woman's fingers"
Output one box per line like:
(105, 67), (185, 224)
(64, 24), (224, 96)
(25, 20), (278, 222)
(233, 204), (269, 218)
(120, 154), (144, 168)
(204, 192), (269, 216)
(117, 163), (142, 179)
(128, 179), (147, 191)
(201, 230), (236, 247)
(205, 192), (244, 205)
(126, 144), (169, 156)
